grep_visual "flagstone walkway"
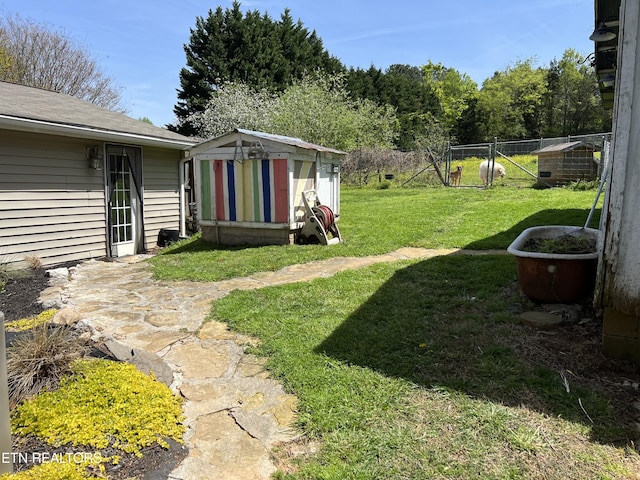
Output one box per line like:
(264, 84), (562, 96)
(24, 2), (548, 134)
(39, 247), (506, 479)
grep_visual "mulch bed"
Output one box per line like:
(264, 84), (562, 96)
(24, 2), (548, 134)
(11, 435), (187, 479)
(1, 267), (51, 321)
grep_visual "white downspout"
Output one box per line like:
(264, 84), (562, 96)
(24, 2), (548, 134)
(179, 155), (189, 238)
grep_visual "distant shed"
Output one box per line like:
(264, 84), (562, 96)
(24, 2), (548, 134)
(187, 129), (345, 246)
(532, 141), (599, 186)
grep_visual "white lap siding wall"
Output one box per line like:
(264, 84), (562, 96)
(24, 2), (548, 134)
(0, 131), (185, 267)
(0, 130), (107, 267)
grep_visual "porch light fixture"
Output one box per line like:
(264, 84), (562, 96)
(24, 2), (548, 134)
(599, 73), (616, 88)
(87, 145), (103, 170)
(590, 18), (617, 42)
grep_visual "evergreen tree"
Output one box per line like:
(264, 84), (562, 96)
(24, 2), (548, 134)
(451, 97), (483, 144)
(347, 64), (441, 150)
(171, 2), (343, 135)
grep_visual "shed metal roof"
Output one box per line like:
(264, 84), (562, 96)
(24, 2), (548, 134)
(0, 81), (195, 148)
(191, 128), (347, 156)
(532, 141), (597, 154)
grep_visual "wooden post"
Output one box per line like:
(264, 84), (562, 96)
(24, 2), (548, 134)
(490, 137), (498, 185)
(598, 0), (640, 363)
(0, 311), (13, 474)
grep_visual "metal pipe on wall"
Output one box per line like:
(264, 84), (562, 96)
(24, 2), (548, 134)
(0, 311), (13, 474)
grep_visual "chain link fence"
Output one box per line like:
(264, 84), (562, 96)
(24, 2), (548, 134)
(340, 133), (611, 188)
(445, 133), (612, 188)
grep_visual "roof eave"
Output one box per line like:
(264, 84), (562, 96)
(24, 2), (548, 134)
(188, 129), (347, 157)
(0, 115), (197, 149)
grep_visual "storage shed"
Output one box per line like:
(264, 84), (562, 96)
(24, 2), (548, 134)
(187, 129), (345, 246)
(532, 141), (599, 186)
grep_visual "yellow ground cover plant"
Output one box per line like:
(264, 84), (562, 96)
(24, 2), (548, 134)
(4, 309), (57, 332)
(0, 460), (100, 480)
(11, 359), (185, 457)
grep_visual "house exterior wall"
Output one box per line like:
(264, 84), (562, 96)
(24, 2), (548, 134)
(598, 0), (640, 363)
(0, 130), (107, 266)
(140, 145), (183, 248)
(0, 131), (185, 267)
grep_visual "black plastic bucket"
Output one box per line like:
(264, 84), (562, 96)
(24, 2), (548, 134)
(157, 229), (180, 247)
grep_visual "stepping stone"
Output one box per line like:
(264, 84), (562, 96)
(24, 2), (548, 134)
(520, 311), (564, 329)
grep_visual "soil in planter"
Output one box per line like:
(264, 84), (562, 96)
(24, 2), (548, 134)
(522, 233), (597, 255)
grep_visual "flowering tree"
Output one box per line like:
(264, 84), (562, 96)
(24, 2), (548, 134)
(188, 82), (276, 139)
(190, 73), (397, 151)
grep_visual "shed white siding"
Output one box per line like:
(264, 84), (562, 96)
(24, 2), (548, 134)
(0, 130), (107, 266)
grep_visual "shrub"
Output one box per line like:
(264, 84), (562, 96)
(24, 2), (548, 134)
(565, 179), (600, 190)
(24, 254), (42, 270)
(7, 322), (89, 405)
(11, 359), (185, 456)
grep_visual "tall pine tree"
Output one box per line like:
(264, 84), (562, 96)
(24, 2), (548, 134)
(346, 64), (441, 150)
(171, 1), (343, 136)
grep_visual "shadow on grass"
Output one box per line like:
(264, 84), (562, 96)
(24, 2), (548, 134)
(315, 210), (636, 449)
(156, 236), (246, 255)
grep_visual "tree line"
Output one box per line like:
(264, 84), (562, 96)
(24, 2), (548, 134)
(0, 4), (611, 151)
(172, 2), (611, 150)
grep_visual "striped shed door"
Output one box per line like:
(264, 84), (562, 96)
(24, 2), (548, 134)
(200, 158), (289, 224)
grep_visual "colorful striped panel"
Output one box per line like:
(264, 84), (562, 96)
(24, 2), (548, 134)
(203, 158), (289, 223)
(214, 160), (244, 221)
(199, 160), (214, 221)
(292, 160), (316, 220)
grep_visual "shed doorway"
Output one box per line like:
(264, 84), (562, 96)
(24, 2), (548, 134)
(106, 145), (145, 257)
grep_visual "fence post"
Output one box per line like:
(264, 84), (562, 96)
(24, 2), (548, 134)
(0, 311), (12, 474)
(490, 137), (498, 185)
(445, 141), (451, 185)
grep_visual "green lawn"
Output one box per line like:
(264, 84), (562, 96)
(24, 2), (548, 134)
(148, 185), (640, 479)
(210, 257), (638, 479)
(150, 185), (602, 282)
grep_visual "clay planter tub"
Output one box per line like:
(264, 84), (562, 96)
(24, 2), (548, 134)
(507, 225), (600, 304)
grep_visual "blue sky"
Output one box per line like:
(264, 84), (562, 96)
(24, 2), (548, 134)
(1, 0), (595, 128)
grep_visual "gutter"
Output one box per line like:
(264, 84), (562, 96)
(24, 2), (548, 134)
(0, 115), (196, 149)
(179, 155), (189, 238)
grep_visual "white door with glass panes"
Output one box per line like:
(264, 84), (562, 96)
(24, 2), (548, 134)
(106, 145), (143, 257)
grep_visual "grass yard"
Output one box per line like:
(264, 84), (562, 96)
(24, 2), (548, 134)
(150, 185), (639, 479)
(209, 257), (639, 479)
(151, 185), (602, 282)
